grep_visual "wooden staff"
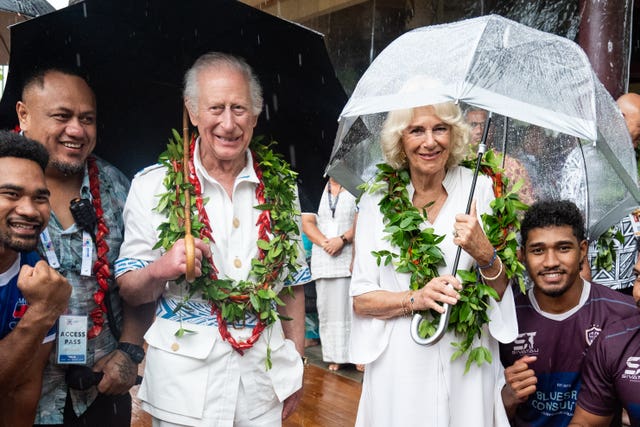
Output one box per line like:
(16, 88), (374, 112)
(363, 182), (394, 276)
(183, 105), (196, 282)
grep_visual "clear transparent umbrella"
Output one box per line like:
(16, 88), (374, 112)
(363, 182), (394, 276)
(326, 14), (640, 240)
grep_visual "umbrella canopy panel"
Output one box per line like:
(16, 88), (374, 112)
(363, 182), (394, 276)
(327, 15), (639, 238)
(0, 0), (347, 212)
(0, 0), (54, 15)
(0, 0), (54, 64)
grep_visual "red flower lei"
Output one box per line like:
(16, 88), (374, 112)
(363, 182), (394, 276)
(87, 156), (112, 339)
(184, 139), (269, 353)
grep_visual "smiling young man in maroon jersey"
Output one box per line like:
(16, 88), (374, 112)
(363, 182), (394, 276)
(500, 200), (637, 427)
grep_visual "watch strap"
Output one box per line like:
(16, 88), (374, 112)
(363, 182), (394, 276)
(117, 342), (145, 364)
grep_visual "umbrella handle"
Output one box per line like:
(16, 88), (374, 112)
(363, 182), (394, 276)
(183, 106), (196, 283)
(410, 114), (492, 346)
(184, 232), (196, 282)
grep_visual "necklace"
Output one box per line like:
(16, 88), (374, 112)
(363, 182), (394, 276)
(368, 150), (527, 371)
(155, 133), (300, 367)
(327, 180), (341, 218)
(87, 156), (111, 339)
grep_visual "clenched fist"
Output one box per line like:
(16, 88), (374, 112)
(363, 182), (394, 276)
(18, 260), (71, 324)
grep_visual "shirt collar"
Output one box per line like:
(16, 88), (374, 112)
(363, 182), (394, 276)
(80, 162), (91, 198)
(193, 137), (259, 186)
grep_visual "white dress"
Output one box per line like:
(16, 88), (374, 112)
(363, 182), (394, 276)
(310, 186), (357, 363)
(350, 166), (517, 427)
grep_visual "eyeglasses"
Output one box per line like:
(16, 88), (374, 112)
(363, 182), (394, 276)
(469, 121), (486, 129)
(402, 124), (450, 141)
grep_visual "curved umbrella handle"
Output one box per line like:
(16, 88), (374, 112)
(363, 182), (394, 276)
(183, 106), (196, 283)
(410, 304), (451, 345)
(410, 113), (491, 346)
(410, 245), (461, 346)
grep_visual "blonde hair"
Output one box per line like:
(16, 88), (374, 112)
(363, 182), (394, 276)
(380, 102), (469, 170)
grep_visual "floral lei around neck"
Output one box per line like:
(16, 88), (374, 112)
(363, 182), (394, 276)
(87, 155), (112, 339)
(365, 149), (528, 372)
(153, 130), (300, 369)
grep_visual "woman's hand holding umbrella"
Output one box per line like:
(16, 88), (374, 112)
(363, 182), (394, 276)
(410, 274), (462, 314)
(452, 200), (507, 294)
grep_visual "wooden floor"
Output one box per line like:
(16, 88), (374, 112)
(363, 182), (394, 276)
(131, 363), (362, 426)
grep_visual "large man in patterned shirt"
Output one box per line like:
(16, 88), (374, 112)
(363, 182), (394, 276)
(17, 68), (146, 426)
(500, 200), (637, 426)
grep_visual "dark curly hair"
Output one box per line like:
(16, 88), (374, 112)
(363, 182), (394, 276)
(0, 131), (49, 171)
(521, 200), (586, 246)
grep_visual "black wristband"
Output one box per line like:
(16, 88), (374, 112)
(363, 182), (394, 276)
(340, 234), (348, 245)
(117, 342), (145, 364)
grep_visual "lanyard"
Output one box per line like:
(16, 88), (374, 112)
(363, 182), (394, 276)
(327, 180), (341, 218)
(40, 227), (94, 276)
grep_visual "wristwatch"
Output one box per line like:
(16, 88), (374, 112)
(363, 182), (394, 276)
(340, 234), (349, 245)
(117, 342), (145, 364)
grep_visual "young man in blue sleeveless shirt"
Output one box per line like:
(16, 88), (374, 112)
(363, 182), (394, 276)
(0, 131), (71, 425)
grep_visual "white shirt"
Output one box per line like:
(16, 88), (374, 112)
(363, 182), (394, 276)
(116, 142), (310, 325)
(115, 141), (308, 425)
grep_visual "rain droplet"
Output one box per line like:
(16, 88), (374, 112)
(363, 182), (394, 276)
(76, 53), (82, 67)
(289, 145), (297, 167)
(272, 93), (279, 113)
(298, 53), (302, 67)
(607, 41), (613, 53)
(257, 34), (261, 46)
(503, 26), (511, 48)
(264, 104), (270, 121)
(82, 3), (87, 18)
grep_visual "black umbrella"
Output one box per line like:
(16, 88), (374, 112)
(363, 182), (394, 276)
(0, 0), (347, 211)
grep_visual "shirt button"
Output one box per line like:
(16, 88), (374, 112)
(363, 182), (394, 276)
(233, 217), (240, 228)
(171, 343), (180, 352)
(234, 258), (242, 268)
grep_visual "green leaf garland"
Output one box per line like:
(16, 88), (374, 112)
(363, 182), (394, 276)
(154, 131), (300, 368)
(366, 148), (528, 372)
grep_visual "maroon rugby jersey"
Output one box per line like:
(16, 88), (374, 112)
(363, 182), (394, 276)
(577, 313), (640, 426)
(499, 281), (636, 426)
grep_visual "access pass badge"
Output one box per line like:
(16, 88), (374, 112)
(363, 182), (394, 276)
(57, 315), (88, 364)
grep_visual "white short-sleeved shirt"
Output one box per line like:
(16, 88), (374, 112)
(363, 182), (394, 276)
(115, 142), (310, 326)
